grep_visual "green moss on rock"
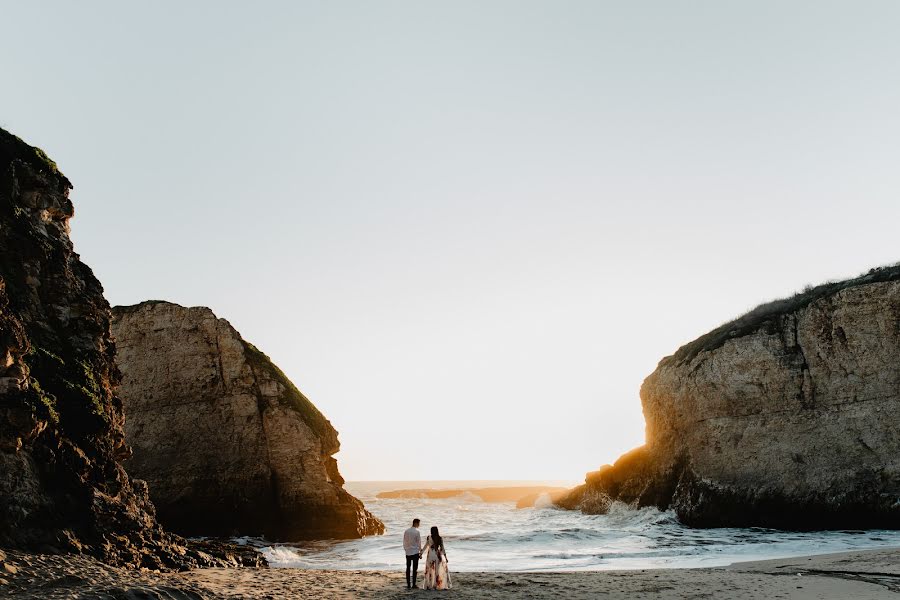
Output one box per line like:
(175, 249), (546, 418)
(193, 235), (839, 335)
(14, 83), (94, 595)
(24, 345), (110, 437)
(28, 380), (60, 425)
(0, 127), (66, 181)
(241, 340), (336, 444)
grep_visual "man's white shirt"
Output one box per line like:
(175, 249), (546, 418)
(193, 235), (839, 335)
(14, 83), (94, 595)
(403, 527), (421, 556)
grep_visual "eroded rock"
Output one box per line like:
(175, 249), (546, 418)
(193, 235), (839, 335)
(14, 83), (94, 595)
(0, 128), (262, 568)
(111, 301), (384, 540)
(560, 267), (900, 529)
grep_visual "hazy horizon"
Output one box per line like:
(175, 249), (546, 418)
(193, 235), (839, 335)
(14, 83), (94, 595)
(2, 1), (899, 481)
(344, 479), (579, 484)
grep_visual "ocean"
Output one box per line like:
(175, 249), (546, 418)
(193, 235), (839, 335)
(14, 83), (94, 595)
(255, 481), (900, 571)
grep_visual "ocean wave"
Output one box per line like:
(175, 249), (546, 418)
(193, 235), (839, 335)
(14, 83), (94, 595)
(260, 545), (304, 565)
(253, 483), (900, 572)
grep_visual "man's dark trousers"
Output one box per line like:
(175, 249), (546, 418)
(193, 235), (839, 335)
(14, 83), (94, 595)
(405, 554), (419, 588)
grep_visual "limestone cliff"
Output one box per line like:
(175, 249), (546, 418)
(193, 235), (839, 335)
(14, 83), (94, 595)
(560, 266), (900, 529)
(111, 301), (384, 540)
(0, 128), (261, 568)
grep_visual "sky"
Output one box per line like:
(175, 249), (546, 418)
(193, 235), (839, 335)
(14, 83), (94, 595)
(1, 1), (898, 481)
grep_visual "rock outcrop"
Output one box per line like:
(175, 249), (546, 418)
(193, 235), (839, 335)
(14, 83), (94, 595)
(0, 128), (261, 568)
(110, 301), (384, 541)
(559, 266), (900, 529)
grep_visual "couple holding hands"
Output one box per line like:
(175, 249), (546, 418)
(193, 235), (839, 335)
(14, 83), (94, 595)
(403, 518), (451, 590)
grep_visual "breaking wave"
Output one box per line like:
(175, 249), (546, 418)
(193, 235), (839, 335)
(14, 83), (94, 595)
(244, 482), (900, 572)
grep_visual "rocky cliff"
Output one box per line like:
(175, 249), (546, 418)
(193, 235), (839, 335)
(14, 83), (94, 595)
(560, 266), (900, 529)
(110, 301), (384, 540)
(0, 128), (261, 568)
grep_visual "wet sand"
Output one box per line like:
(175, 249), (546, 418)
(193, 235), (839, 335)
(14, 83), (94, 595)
(2, 547), (898, 599)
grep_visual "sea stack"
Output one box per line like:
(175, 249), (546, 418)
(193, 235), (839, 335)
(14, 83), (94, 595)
(559, 266), (900, 529)
(0, 128), (258, 568)
(110, 301), (384, 540)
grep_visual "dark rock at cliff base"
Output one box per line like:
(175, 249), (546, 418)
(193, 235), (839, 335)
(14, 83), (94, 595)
(0, 128), (263, 568)
(110, 301), (384, 541)
(559, 266), (900, 530)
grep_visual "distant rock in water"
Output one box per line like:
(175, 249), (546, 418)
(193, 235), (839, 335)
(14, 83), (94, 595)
(111, 301), (384, 541)
(0, 128), (260, 569)
(559, 265), (900, 529)
(376, 486), (568, 508)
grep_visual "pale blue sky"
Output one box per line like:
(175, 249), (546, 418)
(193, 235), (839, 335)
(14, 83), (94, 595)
(2, 1), (898, 480)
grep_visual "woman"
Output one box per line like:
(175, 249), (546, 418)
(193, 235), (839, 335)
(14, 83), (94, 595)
(421, 526), (451, 590)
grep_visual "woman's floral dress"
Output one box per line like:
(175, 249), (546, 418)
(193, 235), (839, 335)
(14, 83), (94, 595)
(422, 535), (451, 590)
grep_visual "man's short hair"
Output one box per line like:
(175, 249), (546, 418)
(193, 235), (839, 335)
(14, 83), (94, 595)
(412, 518), (420, 526)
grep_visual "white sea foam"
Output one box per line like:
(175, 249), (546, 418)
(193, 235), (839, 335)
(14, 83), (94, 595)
(532, 492), (554, 509)
(242, 481), (900, 572)
(260, 545), (305, 566)
(456, 491), (483, 503)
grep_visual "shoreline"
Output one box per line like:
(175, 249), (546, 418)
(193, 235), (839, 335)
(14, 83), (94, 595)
(3, 546), (899, 599)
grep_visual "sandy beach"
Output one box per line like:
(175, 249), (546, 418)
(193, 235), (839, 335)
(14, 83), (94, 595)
(2, 547), (897, 599)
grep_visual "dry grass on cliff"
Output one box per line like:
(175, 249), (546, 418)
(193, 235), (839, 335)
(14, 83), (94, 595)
(665, 262), (900, 366)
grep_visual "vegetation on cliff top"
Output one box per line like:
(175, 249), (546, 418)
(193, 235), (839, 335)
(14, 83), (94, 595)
(241, 339), (337, 446)
(665, 263), (900, 366)
(113, 300), (336, 445)
(0, 127), (66, 182)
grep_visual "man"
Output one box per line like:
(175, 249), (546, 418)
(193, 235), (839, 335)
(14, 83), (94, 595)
(403, 518), (423, 589)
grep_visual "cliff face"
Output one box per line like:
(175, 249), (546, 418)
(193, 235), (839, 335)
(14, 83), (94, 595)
(560, 266), (900, 529)
(0, 128), (260, 568)
(110, 301), (384, 540)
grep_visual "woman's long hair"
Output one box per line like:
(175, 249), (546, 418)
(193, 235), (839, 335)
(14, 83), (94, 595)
(430, 526), (443, 555)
